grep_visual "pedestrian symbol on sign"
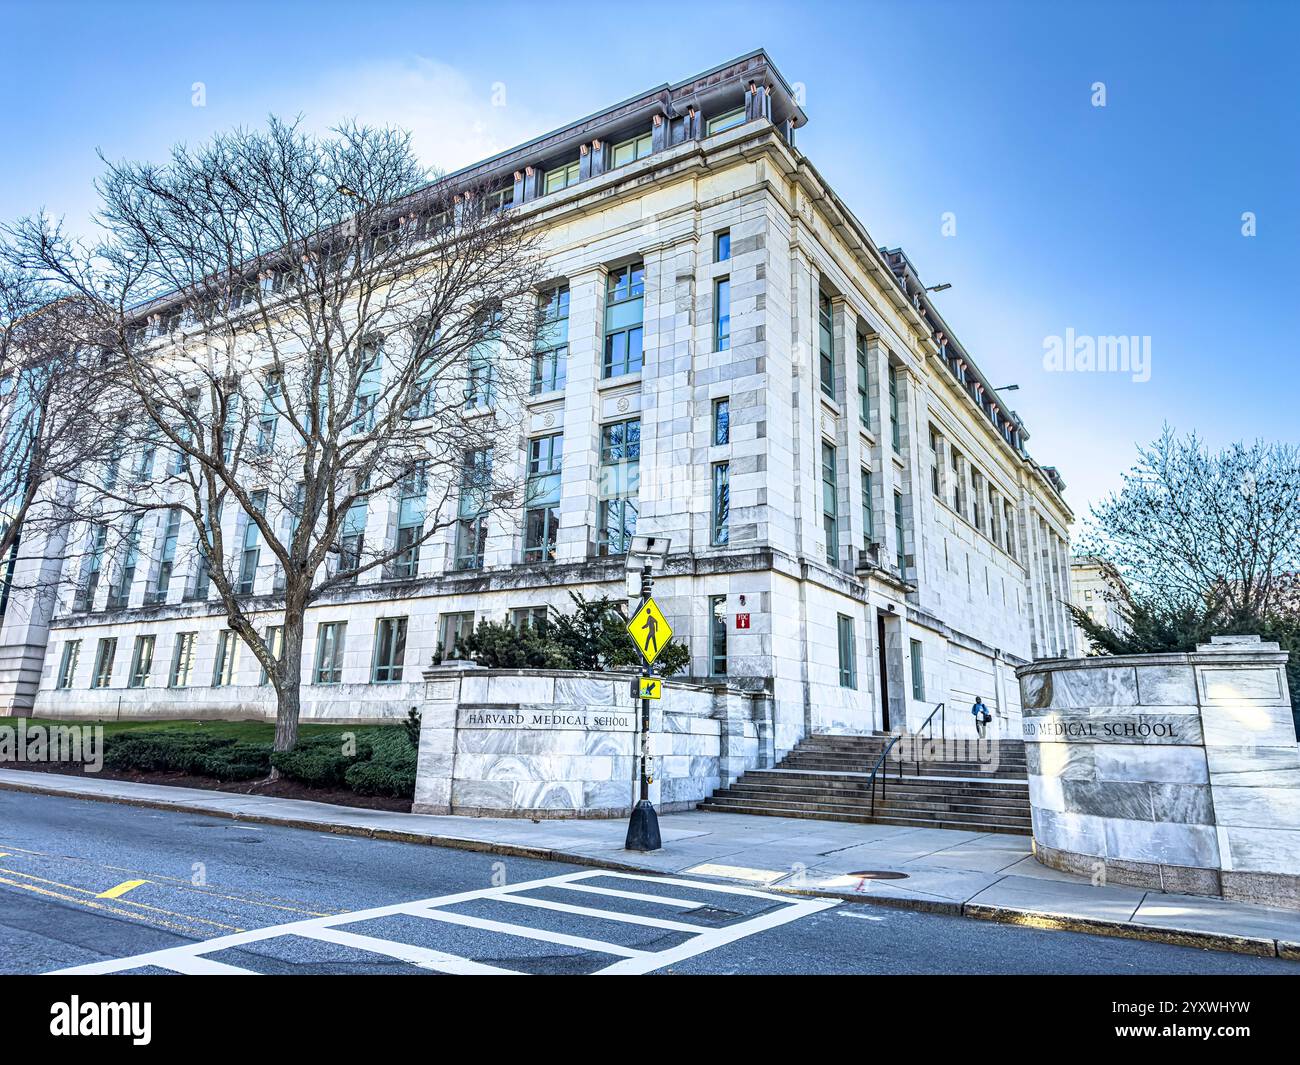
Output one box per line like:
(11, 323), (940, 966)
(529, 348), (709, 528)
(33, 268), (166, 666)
(627, 597), (673, 666)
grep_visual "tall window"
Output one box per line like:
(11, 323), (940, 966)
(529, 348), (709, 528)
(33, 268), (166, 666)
(352, 344), (381, 432)
(150, 508), (181, 604)
(393, 463), (427, 579)
(861, 469), (874, 548)
(91, 637), (117, 689)
(611, 132), (652, 167)
(74, 525), (107, 610)
(856, 334), (870, 423)
(710, 595), (727, 676)
(888, 364), (902, 451)
(338, 491), (367, 580)
(894, 492), (907, 573)
(714, 277), (730, 351)
(1004, 501), (1016, 559)
(128, 635), (155, 688)
(544, 161), (580, 194)
(821, 441), (839, 566)
(817, 292), (834, 398)
(711, 463), (730, 546)
(237, 490), (267, 595)
(603, 263), (645, 377)
(464, 308), (498, 409)
(454, 449), (491, 570)
(372, 617), (408, 683)
(314, 622), (347, 685)
(929, 428), (941, 497)
(169, 632), (197, 688)
(990, 488), (1002, 544)
(951, 448), (965, 517)
(212, 631), (238, 687)
(257, 373), (280, 453)
(523, 434), (563, 563)
(259, 625), (283, 685)
(57, 641), (80, 689)
(971, 470), (985, 533)
(910, 639), (926, 700)
(532, 285), (569, 394)
(597, 418), (640, 555)
(712, 397), (730, 445)
(107, 515), (142, 609)
(837, 615), (856, 688)
(438, 612), (475, 660)
(405, 317), (439, 419)
(714, 229), (731, 262)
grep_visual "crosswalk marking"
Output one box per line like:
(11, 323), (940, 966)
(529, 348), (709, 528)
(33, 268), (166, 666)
(96, 879), (149, 900)
(47, 869), (836, 976)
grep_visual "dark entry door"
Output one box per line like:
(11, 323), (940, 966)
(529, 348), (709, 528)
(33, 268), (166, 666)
(877, 612), (890, 732)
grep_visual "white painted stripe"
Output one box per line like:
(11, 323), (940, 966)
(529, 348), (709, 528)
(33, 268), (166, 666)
(554, 882), (706, 909)
(299, 926), (519, 975)
(493, 893), (702, 932)
(593, 871), (811, 900)
(408, 907), (649, 958)
(158, 955), (257, 975)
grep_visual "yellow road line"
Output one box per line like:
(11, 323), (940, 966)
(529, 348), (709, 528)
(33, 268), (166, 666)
(0, 875), (226, 938)
(97, 878), (149, 899)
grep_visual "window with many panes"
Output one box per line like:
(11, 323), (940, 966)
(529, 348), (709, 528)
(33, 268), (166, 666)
(929, 428), (942, 497)
(169, 632), (197, 688)
(712, 398), (729, 445)
(1004, 501), (1016, 558)
(544, 161), (580, 194)
(603, 263), (645, 377)
(711, 463), (729, 546)
(107, 516), (141, 609)
(818, 292), (834, 398)
(611, 132), (652, 168)
(237, 490), (267, 594)
(372, 617), (408, 683)
(212, 631), (238, 687)
(464, 307), (498, 409)
(314, 622), (346, 684)
(822, 442), (839, 566)
(57, 641), (80, 689)
(454, 449), (491, 570)
(714, 277), (730, 351)
(894, 492), (907, 573)
(91, 637), (116, 689)
(971, 470), (985, 532)
(351, 344), (381, 432)
(393, 463), (427, 579)
(597, 418), (640, 555)
(532, 285), (569, 394)
(405, 317), (439, 419)
(74, 526), (107, 610)
(337, 490), (367, 581)
(259, 625), (283, 685)
(950, 448), (965, 516)
(861, 469), (874, 548)
(523, 434), (563, 563)
(438, 612), (475, 660)
(709, 596), (728, 676)
(150, 508), (181, 604)
(856, 333), (869, 424)
(128, 635), (154, 688)
(888, 364), (902, 451)
(837, 615), (856, 688)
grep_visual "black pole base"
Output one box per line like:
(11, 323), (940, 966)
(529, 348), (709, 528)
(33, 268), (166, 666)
(624, 799), (662, 852)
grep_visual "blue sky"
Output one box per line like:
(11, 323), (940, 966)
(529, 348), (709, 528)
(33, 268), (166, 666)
(2, 0), (1295, 522)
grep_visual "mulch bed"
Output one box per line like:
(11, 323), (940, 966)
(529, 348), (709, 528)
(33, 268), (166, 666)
(5, 761), (413, 813)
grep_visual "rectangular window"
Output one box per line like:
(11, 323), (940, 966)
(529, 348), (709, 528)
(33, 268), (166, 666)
(454, 449), (491, 570)
(523, 434), (563, 563)
(128, 635), (155, 688)
(714, 277), (730, 351)
(212, 630), (238, 687)
(544, 161), (580, 194)
(611, 132), (652, 168)
(818, 292), (834, 398)
(894, 492), (907, 573)
(314, 621), (346, 685)
(439, 612), (474, 660)
(91, 637), (117, 689)
(393, 463), (428, 579)
(57, 641), (80, 689)
(150, 507), (182, 604)
(511, 606), (548, 631)
(888, 364), (902, 451)
(169, 632), (197, 688)
(597, 418), (640, 555)
(861, 469), (874, 548)
(75, 526), (107, 611)
(910, 639), (926, 700)
(712, 397), (730, 445)
(711, 462), (730, 546)
(837, 615), (856, 689)
(1004, 501), (1016, 559)
(338, 491), (367, 580)
(405, 317), (439, 419)
(372, 617), (408, 684)
(990, 489), (1002, 544)
(971, 470), (985, 533)
(929, 428), (942, 497)
(237, 490), (267, 595)
(951, 448), (965, 517)
(256, 373), (280, 453)
(532, 285), (569, 394)
(706, 107), (746, 136)
(856, 334), (869, 424)
(259, 625), (283, 685)
(107, 515), (142, 610)
(710, 595), (727, 676)
(464, 308), (498, 410)
(603, 263), (645, 378)
(822, 441), (839, 566)
(714, 229), (731, 263)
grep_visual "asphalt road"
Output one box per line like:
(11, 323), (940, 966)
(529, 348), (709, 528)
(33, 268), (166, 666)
(1, 790), (1297, 976)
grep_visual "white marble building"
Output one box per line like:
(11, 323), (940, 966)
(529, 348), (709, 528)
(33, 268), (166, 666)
(20, 51), (1077, 756)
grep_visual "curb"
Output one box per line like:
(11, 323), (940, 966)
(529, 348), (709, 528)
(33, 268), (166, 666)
(0, 773), (1293, 961)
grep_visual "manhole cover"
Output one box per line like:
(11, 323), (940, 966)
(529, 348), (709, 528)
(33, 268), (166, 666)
(847, 870), (909, 880)
(685, 905), (744, 924)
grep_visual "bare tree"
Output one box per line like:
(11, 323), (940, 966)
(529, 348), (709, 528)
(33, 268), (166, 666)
(17, 118), (544, 752)
(1077, 426), (1300, 623)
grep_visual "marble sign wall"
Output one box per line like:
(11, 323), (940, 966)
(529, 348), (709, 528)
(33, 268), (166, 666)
(1017, 636), (1300, 909)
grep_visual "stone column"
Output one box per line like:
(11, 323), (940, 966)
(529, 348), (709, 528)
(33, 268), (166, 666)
(412, 665), (463, 814)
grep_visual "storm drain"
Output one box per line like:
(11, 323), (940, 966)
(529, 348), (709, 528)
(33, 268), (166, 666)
(846, 870), (909, 880)
(684, 905), (745, 925)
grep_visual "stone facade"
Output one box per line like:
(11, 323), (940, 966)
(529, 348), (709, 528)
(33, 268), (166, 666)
(1018, 636), (1300, 909)
(16, 51), (1075, 762)
(1070, 553), (1132, 637)
(412, 665), (771, 817)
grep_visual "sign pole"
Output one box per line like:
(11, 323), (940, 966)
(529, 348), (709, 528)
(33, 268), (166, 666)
(625, 561), (662, 851)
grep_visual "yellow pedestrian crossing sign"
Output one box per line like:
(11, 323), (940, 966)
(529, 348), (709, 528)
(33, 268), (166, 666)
(639, 677), (662, 700)
(628, 597), (673, 666)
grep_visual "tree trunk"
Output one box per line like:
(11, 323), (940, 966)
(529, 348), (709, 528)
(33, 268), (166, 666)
(273, 601), (307, 753)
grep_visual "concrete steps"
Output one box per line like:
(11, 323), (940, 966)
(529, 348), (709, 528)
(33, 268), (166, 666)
(699, 733), (1032, 835)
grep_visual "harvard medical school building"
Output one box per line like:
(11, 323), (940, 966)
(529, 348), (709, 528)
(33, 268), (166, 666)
(15, 52), (1076, 753)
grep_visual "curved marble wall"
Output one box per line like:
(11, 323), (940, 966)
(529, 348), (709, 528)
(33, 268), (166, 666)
(1017, 636), (1300, 910)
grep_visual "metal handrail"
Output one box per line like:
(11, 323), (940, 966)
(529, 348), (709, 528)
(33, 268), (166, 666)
(910, 702), (945, 776)
(866, 733), (904, 817)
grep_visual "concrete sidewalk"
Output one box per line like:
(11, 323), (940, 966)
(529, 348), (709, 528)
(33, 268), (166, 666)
(2, 767), (1297, 959)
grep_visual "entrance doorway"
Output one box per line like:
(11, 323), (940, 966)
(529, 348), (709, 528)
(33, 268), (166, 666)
(877, 612), (891, 732)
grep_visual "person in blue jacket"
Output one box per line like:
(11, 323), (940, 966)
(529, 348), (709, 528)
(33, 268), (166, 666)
(971, 696), (992, 738)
